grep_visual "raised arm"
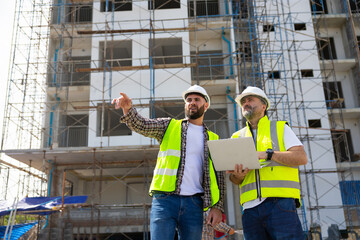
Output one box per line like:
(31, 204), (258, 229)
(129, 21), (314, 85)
(112, 92), (171, 143)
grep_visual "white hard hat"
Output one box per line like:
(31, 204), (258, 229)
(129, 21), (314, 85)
(235, 86), (270, 110)
(182, 85), (211, 107)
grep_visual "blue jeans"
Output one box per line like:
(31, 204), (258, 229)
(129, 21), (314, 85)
(150, 193), (203, 240)
(242, 198), (304, 240)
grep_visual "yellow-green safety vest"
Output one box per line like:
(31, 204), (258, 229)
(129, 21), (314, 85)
(149, 119), (220, 209)
(231, 116), (301, 206)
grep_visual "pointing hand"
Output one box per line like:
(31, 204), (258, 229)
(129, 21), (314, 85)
(111, 92), (132, 114)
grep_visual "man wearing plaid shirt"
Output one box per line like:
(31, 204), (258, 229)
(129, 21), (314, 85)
(112, 85), (225, 240)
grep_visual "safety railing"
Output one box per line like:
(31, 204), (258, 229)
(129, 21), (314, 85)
(188, 0), (219, 17)
(191, 52), (226, 81)
(59, 126), (88, 148)
(48, 60), (91, 87)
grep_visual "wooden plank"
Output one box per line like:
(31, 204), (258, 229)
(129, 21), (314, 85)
(76, 63), (197, 72)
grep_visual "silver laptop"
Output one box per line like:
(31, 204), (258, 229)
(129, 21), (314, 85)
(207, 137), (260, 171)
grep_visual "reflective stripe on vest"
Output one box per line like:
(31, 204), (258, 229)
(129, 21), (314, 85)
(157, 149), (181, 159)
(231, 116), (301, 205)
(241, 180), (300, 193)
(149, 119), (220, 209)
(153, 168), (178, 177)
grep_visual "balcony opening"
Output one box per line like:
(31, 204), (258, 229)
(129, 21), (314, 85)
(317, 37), (337, 60)
(97, 104), (132, 136)
(65, 3), (93, 23)
(101, 0), (132, 12)
(268, 71), (280, 79)
(100, 40), (132, 68)
(308, 119), (322, 128)
(310, 0), (328, 14)
(152, 100), (184, 119)
(301, 69), (314, 78)
(263, 24), (275, 32)
(294, 23), (306, 31)
(191, 51), (224, 81)
(48, 56), (91, 87)
(59, 114), (88, 147)
(331, 129), (354, 162)
(323, 81), (345, 108)
(349, 0), (360, 13)
(188, 0), (219, 17)
(148, 0), (180, 10)
(150, 38), (183, 65)
(69, 56), (91, 86)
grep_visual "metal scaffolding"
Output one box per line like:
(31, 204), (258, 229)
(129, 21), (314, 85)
(1, 0), (360, 239)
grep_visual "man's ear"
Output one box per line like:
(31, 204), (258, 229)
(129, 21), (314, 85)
(204, 102), (209, 112)
(262, 103), (267, 112)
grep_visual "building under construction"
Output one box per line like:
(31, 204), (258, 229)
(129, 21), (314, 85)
(1, 0), (360, 239)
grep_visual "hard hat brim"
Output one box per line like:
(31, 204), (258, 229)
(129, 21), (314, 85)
(182, 90), (211, 107)
(235, 92), (270, 110)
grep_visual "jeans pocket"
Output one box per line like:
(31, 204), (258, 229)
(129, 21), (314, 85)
(275, 198), (296, 213)
(153, 193), (169, 200)
(190, 195), (204, 209)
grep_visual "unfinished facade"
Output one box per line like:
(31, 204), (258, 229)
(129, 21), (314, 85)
(1, 0), (360, 239)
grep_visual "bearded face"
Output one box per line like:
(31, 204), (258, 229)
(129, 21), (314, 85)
(184, 94), (208, 120)
(242, 104), (255, 119)
(241, 96), (266, 120)
(185, 104), (206, 119)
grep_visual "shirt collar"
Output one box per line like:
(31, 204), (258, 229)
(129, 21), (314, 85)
(182, 118), (209, 131)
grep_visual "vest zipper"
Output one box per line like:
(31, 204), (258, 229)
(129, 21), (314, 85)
(255, 169), (261, 201)
(249, 125), (261, 200)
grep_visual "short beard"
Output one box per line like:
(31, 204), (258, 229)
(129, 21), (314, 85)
(186, 104), (205, 120)
(242, 106), (256, 120)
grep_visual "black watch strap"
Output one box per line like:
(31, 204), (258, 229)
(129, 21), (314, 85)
(266, 148), (274, 160)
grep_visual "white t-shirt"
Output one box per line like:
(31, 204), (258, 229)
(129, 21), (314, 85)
(243, 124), (303, 210)
(180, 123), (205, 196)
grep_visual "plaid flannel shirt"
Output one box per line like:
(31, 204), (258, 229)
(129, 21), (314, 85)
(120, 107), (225, 211)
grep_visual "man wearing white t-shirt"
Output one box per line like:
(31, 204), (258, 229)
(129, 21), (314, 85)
(112, 85), (225, 240)
(228, 86), (307, 240)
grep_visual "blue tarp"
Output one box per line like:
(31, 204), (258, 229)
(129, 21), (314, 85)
(0, 196), (88, 216)
(0, 222), (37, 240)
(339, 181), (360, 205)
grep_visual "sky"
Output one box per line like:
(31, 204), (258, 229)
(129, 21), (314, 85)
(0, 1), (16, 138)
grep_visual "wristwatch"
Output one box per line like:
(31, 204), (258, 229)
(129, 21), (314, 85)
(266, 148), (274, 160)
